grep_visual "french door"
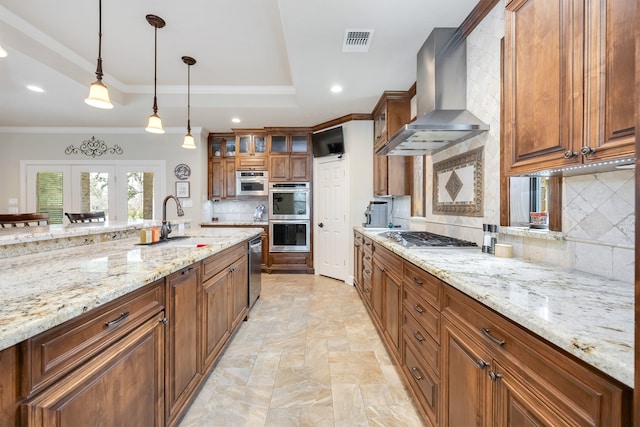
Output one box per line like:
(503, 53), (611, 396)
(22, 160), (165, 223)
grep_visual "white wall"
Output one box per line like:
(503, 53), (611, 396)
(0, 128), (207, 222)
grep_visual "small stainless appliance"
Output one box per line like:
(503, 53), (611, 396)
(269, 182), (310, 220)
(363, 201), (388, 228)
(248, 235), (262, 308)
(236, 171), (268, 197)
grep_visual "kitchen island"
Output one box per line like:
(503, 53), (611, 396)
(354, 226), (633, 426)
(0, 225), (261, 427)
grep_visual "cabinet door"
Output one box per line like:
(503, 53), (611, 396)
(383, 270), (401, 357)
(492, 361), (572, 427)
(224, 158), (236, 198)
(229, 255), (249, 331)
(202, 269), (230, 371)
(353, 233), (364, 293)
(209, 159), (223, 199)
(289, 154), (310, 181)
(370, 262), (384, 326)
(441, 318), (492, 427)
(374, 155), (388, 197)
(584, 0), (635, 161)
(22, 312), (165, 427)
(166, 264), (202, 423)
(504, 0), (583, 174)
(269, 155), (290, 181)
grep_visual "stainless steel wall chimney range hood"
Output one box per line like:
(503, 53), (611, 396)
(377, 28), (489, 156)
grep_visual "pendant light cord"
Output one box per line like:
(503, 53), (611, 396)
(95, 0), (104, 81)
(187, 63), (191, 133)
(152, 25), (158, 115)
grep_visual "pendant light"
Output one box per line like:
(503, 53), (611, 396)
(181, 56), (197, 149)
(85, 0), (113, 109)
(145, 14), (166, 134)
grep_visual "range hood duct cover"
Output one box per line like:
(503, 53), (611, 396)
(378, 27), (489, 156)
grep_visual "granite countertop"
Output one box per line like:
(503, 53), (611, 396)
(356, 227), (634, 388)
(0, 227), (261, 352)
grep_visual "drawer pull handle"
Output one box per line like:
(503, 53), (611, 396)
(412, 304), (424, 313)
(410, 367), (423, 381)
(412, 277), (423, 286)
(489, 371), (503, 382)
(181, 267), (193, 275)
(412, 331), (425, 342)
(365, 256), (371, 261)
(365, 269), (370, 274)
(476, 359), (489, 369)
(105, 311), (129, 327)
(481, 327), (505, 346)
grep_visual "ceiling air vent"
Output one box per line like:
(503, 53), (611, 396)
(342, 29), (374, 53)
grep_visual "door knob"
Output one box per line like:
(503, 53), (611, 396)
(318, 223), (324, 228)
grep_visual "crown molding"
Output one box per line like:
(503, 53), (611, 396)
(0, 126), (205, 135)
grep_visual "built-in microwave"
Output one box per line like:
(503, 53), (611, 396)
(236, 171), (268, 197)
(269, 182), (310, 220)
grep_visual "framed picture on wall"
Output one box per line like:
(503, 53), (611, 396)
(176, 181), (190, 198)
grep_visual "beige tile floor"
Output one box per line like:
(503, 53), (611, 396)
(178, 273), (427, 427)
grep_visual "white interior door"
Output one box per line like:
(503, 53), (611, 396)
(314, 156), (348, 281)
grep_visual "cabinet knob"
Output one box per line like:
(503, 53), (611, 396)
(580, 145), (597, 156)
(563, 150), (578, 159)
(476, 359), (489, 369)
(159, 317), (168, 325)
(318, 222), (324, 228)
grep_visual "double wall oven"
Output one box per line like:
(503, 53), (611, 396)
(268, 182), (310, 252)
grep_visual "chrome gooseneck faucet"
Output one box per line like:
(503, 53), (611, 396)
(161, 195), (184, 240)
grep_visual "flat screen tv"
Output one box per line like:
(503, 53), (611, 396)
(311, 126), (345, 158)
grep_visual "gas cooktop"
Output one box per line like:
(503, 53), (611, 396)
(379, 231), (478, 248)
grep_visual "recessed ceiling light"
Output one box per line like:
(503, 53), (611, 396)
(331, 85), (343, 93)
(26, 85), (45, 93)
(231, 117), (241, 123)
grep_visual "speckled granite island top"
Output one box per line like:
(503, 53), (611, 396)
(356, 227), (634, 388)
(0, 227), (260, 353)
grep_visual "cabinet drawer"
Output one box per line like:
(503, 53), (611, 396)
(403, 309), (440, 375)
(203, 242), (246, 281)
(442, 285), (631, 426)
(403, 261), (441, 308)
(403, 339), (439, 426)
(403, 286), (440, 344)
(373, 243), (402, 279)
(362, 236), (373, 255)
(236, 156), (267, 170)
(24, 280), (164, 396)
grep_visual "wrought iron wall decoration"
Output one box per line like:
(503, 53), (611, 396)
(65, 136), (123, 157)
(432, 147), (484, 216)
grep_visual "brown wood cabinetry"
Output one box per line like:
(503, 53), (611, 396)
(372, 243), (402, 359)
(352, 234), (632, 426)
(267, 130), (312, 182)
(208, 134), (237, 200)
(235, 131), (267, 171)
(165, 264), (202, 425)
(201, 224), (268, 271)
(372, 91), (412, 196)
(266, 251), (313, 274)
(201, 243), (248, 372)
(21, 280), (166, 427)
(504, 0), (635, 175)
(442, 285), (632, 427)
(353, 231), (364, 294)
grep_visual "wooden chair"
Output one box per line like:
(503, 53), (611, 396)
(65, 211), (106, 223)
(0, 213), (50, 228)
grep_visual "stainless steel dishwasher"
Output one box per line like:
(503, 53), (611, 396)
(248, 235), (262, 308)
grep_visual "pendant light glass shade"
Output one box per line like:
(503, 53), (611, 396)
(145, 113), (164, 133)
(85, 0), (113, 109)
(0, 44), (8, 58)
(85, 80), (113, 109)
(182, 133), (196, 149)
(181, 55), (197, 149)
(145, 15), (165, 133)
